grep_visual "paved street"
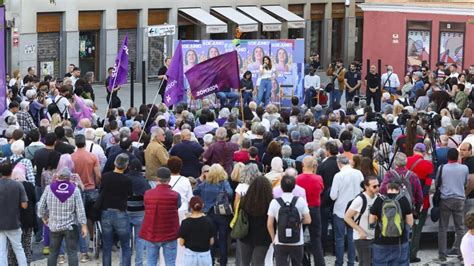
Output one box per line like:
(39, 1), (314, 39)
(30, 239), (458, 265)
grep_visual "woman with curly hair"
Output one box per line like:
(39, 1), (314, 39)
(237, 176), (273, 266)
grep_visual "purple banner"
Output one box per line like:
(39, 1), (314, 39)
(0, 6), (5, 115)
(186, 51), (240, 99)
(108, 33), (129, 92)
(164, 41), (184, 106)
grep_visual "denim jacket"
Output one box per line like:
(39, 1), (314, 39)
(193, 180), (233, 213)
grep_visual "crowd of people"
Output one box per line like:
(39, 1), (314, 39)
(0, 59), (474, 266)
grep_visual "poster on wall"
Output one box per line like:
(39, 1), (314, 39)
(180, 39), (305, 109)
(406, 30), (430, 73)
(439, 32), (464, 69)
(40, 61), (54, 79)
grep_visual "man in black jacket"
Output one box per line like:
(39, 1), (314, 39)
(316, 141), (340, 253)
(169, 129), (204, 178)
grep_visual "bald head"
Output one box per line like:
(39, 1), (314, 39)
(181, 129), (191, 141)
(460, 142), (472, 158)
(302, 156), (316, 173)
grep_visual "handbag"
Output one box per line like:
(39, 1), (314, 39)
(213, 182), (233, 216)
(230, 206), (249, 239)
(432, 165), (444, 208)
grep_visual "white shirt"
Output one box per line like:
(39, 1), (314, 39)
(267, 192), (309, 246)
(304, 74), (321, 90)
(235, 183), (249, 196)
(85, 140), (107, 170)
(260, 66), (275, 80)
(348, 192), (376, 240)
(461, 231), (474, 266)
(170, 175), (193, 213)
(381, 71), (400, 88)
(330, 165), (364, 218)
(0, 109), (15, 133)
(55, 96), (70, 118)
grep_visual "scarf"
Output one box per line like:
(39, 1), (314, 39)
(50, 180), (76, 203)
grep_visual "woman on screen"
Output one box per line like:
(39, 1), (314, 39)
(248, 46), (265, 71)
(184, 49), (198, 72)
(275, 48), (290, 73)
(207, 47), (220, 59)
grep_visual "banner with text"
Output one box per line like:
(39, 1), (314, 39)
(179, 39), (305, 107)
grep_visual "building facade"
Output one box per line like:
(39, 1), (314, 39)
(5, 0), (364, 81)
(360, 0), (474, 76)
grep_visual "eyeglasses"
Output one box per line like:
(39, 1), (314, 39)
(371, 185), (380, 189)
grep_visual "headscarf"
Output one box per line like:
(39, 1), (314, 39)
(271, 157), (284, 173)
(50, 168), (76, 203)
(57, 154), (75, 173)
(11, 163), (27, 183)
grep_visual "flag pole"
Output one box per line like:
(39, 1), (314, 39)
(137, 78), (165, 143)
(239, 90), (245, 123)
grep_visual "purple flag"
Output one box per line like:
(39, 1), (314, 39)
(164, 41), (184, 106)
(186, 51), (240, 99)
(0, 7), (6, 114)
(108, 34), (129, 92)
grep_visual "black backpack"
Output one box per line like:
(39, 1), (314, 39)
(276, 197), (301, 244)
(345, 192), (368, 225)
(48, 96), (66, 119)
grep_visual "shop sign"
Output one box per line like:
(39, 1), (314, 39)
(147, 24), (176, 37)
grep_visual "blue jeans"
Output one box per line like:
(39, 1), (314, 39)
(146, 239), (177, 266)
(101, 209), (131, 266)
(0, 229), (27, 266)
(216, 91), (238, 108)
(333, 214), (355, 266)
(242, 91), (253, 106)
(305, 87), (317, 107)
(209, 212), (230, 265)
(129, 213), (145, 266)
(257, 78), (272, 106)
(184, 248), (212, 266)
(372, 242), (409, 266)
(330, 89), (342, 107)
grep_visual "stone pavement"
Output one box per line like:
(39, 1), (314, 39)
(30, 240), (456, 265)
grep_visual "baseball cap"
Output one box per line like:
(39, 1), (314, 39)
(413, 143), (426, 153)
(156, 167), (171, 181)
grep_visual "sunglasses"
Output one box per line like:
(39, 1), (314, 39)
(371, 185), (380, 189)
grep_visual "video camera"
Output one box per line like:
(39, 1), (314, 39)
(417, 111), (441, 130)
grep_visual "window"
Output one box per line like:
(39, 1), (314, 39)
(310, 4), (325, 55)
(438, 22), (465, 70)
(331, 3), (345, 62)
(406, 21), (432, 73)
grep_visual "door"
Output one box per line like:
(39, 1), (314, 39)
(79, 31), (99, 76)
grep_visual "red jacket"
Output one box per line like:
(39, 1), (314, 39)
(139, 184), (180, 242)
(406, 154), (434, 210)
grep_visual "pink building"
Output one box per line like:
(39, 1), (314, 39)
(359, 1), (474, 77)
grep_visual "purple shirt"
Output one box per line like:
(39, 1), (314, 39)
(273, 185), (307, 201)
(203, 141), (239, 177)
(193, 123), (215, 139)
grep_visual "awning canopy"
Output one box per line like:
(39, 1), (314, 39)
(211, 7), (258, 32)
(179, 8), (227, 34)
(262, 5), (306, 29)
(237, 6), (282, 32)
